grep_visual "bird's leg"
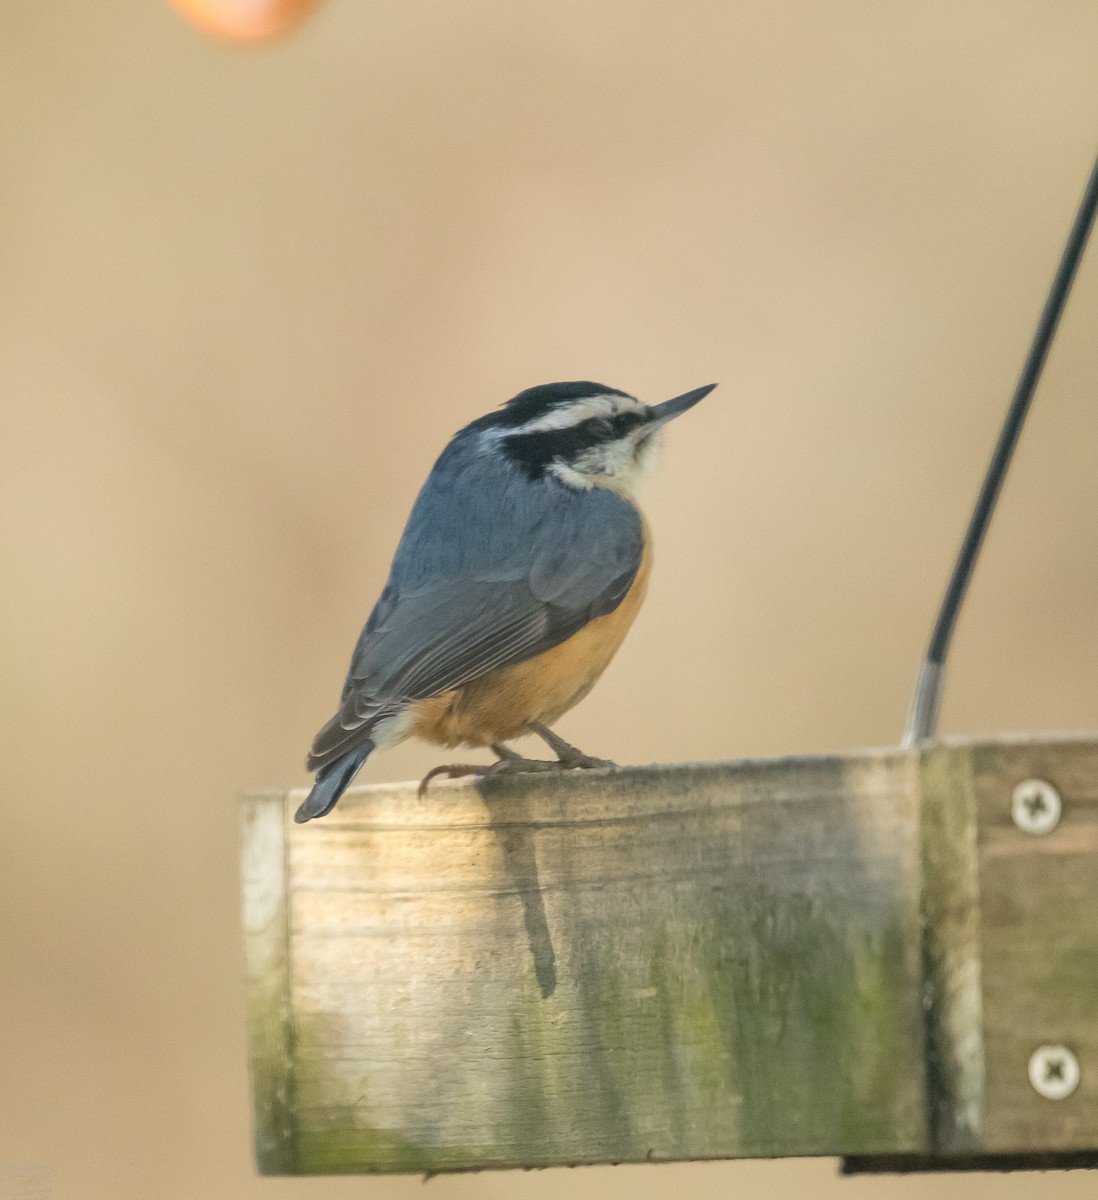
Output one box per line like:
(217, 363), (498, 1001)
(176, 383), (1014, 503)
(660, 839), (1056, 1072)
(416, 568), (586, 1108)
(419, 733), (615, 797)
(528, 722), (616, 770)
(491, 740), (614, 775)
(482, 742), (568, 778)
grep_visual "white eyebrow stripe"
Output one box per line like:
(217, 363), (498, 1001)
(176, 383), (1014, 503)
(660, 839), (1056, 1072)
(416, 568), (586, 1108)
(504, 395), (638, 435)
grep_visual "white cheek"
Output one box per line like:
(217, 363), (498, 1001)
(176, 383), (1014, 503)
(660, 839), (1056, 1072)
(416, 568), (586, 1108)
(592, 439), (651, 493)
(632, 429), (664, 478)
(604, 442), (636, 478)
(549, 429), (660, 495)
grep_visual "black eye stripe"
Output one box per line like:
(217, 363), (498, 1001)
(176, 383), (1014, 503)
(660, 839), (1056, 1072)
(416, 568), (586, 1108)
(585, 412), (646, 439)
(500, 409), (646, 479)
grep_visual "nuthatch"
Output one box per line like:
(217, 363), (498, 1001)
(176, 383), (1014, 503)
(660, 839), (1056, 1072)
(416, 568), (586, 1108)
(297, 380), (716, 823)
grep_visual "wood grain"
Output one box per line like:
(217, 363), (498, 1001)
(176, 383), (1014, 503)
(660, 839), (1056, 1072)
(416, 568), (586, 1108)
(970, 738), (1098, 1151)
(245, 753), (925, 1172)
(240, 790), (297, 1172)
(240, 737), (1098, 1174)
(918, 743), (985, 1152)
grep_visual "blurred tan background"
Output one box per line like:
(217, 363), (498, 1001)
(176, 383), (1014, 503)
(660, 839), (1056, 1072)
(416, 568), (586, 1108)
(1, 1), (1097, 1197)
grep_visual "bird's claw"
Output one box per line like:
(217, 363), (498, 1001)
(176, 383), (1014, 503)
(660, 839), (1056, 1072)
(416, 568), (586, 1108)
(554, 750), (616, 770)
(418, 751), (616, 797)
(417, 763), (487, 798)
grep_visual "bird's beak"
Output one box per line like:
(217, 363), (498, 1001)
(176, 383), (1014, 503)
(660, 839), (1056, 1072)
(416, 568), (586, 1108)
(648, 383), (718, 425)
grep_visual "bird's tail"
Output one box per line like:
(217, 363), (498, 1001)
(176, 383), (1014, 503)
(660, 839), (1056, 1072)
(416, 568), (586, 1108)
(294, 742), (373, 823)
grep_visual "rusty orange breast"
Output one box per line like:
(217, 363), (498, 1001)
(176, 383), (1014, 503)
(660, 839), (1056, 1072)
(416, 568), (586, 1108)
(410, 528), (652, 748)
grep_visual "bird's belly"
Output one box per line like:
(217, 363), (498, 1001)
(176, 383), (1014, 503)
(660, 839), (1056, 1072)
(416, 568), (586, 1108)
(410, 543), (651, 748)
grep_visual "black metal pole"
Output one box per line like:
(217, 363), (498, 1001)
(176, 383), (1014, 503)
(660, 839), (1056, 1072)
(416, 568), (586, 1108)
(903, 147), (1098, 747)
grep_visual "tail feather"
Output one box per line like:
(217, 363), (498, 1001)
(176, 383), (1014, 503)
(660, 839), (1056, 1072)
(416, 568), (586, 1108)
(295, 742), (373, 823)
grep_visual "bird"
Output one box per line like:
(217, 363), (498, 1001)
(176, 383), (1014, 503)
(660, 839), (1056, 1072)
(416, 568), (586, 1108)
(296, 379), (716, 823)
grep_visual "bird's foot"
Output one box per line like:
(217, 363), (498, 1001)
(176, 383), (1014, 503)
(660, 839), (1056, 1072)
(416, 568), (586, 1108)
(527, 722), (617, 770)
(417, 739), (615, 797)
(417, 762), (489, 798)
(416, 753), (564, 797)
(485, 743), (588, 776)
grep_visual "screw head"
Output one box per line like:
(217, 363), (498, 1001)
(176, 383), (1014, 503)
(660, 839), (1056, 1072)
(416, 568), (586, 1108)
(1011, 779), (1062, 835)
(1028, 1045), (1080, 1100)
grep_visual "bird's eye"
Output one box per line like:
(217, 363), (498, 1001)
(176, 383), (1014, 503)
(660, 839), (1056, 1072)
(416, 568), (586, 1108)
(588, 417), (615, 439)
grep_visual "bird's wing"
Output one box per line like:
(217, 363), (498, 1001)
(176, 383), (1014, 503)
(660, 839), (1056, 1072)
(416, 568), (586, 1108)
(307, 463), (644, 771)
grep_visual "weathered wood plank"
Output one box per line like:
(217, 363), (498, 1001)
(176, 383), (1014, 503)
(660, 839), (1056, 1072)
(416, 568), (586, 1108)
(240, 736), (1098, 1174)
(245, 753), (926, 1173)
(852, 734), (1098, 1175)
(917, 743), (985, 1153)
(971, 738), (1098, 1152)
(240, 790), (297, 1172)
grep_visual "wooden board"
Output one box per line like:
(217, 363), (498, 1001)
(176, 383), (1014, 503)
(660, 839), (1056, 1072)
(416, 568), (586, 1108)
(971, 739), (1098, 1152)
(243, 753), (925, 1172)
(240, 737), (1098, 1174)
(239, 790), (296, 1172)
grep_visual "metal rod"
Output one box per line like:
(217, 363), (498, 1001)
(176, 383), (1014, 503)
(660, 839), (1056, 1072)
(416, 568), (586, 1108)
(903, 147), (1098, 747)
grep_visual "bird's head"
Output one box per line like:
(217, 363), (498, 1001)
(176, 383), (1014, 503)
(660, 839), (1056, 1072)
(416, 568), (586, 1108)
(474, 381), (717, 493)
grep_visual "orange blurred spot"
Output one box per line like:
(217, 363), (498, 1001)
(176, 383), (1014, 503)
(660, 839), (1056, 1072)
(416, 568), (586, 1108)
(168, 0), (324, 41)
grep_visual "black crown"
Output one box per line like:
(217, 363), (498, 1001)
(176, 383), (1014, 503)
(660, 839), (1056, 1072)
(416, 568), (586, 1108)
(494, 381), (632, 427)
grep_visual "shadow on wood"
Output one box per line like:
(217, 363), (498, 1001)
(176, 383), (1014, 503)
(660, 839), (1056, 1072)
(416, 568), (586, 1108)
(481, 791), (557, 999)
(240, 736), (1098, 1175)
